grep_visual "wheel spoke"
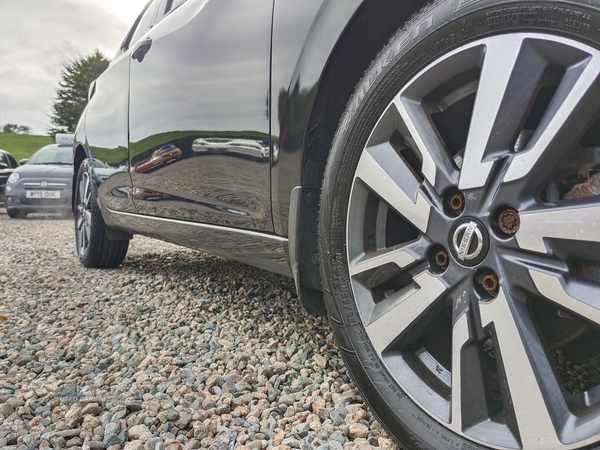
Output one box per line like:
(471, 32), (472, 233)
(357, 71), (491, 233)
(78, 223), (88, 255)
(504, 53), (600, 183)
(479, 289), (562, 448)
(529, 270), (600, 327)
(459, 36), (544, 190)
(355, 149), (431, 233)
(349, 237), (427, 276)
(366, 271), (446, 354)
(393, 97), (458, 188)
(84, 224), (91, 250)
(76, 170), (93, 257)
(368, 141), (424, 198)
(516, 202), (600, 253)
(84, 182), (92, 208)
(80, 175), (88, 205)
(450, 312), (470, 430)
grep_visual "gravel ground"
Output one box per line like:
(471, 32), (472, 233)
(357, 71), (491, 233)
(0, 210), (398, 450)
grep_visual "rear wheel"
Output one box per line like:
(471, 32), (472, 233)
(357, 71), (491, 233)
(319, 1), (600, 449)
(75, 159), (129, 268)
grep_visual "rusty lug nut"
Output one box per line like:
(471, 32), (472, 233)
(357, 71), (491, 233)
(499, 209), (520, 235)
(482, 273), (499, 294)
(435, 249), (450, 270)
(450, 192), (466, 213)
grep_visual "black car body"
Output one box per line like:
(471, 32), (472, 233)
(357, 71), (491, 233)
(0, 149), (18, 205)
(6, 137), (74, 218)
(73, 1), (600, 449)
(73, 0), (384, 281)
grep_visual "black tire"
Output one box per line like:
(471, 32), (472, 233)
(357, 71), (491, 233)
(319, 1), (600, 449)
(75, 159), (129, 268)
(7, 209), (26, 219)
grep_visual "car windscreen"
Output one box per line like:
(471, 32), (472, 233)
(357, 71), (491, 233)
(28, 145), (73, 165)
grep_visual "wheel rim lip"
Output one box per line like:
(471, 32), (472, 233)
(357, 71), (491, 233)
(345, 32), (600, 449)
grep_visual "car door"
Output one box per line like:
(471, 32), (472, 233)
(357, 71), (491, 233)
(128, 0), (274, 232)
(84, 0), (161, 213)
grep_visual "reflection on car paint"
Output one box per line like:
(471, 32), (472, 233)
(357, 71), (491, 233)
(191, 138), (269, 161)
(133, 144), (183, 174)
(129, 133), (270, 229)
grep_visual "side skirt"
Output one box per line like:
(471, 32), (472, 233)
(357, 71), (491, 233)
(99, 204), (292, 278)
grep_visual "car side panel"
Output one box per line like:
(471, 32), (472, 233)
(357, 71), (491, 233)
(270, 0), (364, 236)
(128, 0), (274, 232)
(82, 52), (136, 213)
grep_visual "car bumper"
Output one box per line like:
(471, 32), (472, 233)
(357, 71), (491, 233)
(5, 188), (72, 213)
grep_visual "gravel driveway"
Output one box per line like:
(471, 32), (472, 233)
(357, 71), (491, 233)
(0, 211), (397, 450)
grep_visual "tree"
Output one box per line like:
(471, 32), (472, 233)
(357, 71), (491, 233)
(2, 123), (32, 134)
(48, 49), (109, 135)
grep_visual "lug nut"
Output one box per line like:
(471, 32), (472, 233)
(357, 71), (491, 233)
(499, 209), (520, 235)
(429, 246), (450, 273)
(482, 273), (499, 294)
(450, 192), (466, 214)
(435, 249), (449, 270)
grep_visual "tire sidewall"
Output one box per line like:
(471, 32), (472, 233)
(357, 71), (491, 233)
(319, 1), (600, 449)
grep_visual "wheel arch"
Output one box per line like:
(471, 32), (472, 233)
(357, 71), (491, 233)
(282, 0), (428, 313)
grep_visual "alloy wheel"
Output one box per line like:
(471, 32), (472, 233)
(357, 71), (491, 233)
(347, 33), (600, 449)
(76, 169), (93, 258)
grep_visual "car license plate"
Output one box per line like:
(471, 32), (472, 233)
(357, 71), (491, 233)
(26, 190), (61, 199)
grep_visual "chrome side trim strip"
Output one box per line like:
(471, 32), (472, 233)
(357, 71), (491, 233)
(102, 206), (292, 278)
(107, 208), (288, 242)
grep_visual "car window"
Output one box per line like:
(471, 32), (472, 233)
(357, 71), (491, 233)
(129, 0), (161, 47)
(153, 0), (186, 24)
(165, 0), (187, 13)
(28, 146), (73, 165)
(0, 153), (7, 165)
(120, 1), (152, 52)
(7, 153), (17, 167)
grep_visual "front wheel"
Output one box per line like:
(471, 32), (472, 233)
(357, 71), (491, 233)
(75, 159), (129, 268)
(7, 209), (26, 219)
(319, 1), (600, 449)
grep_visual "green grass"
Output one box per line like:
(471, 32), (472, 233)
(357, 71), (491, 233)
(0, 133), (54, 163)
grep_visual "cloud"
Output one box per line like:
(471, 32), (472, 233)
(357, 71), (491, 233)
(0, 0), (136, 134)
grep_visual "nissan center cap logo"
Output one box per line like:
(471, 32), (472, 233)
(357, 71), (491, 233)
(450, 219), (489, 266)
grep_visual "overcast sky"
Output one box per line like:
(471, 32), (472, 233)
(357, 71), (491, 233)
(0, 0), (147, 135)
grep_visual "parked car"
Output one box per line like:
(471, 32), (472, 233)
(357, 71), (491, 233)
(0, 149), (19, 206)
(73, 0), (600, 448)
(5, 134), (74, 218)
